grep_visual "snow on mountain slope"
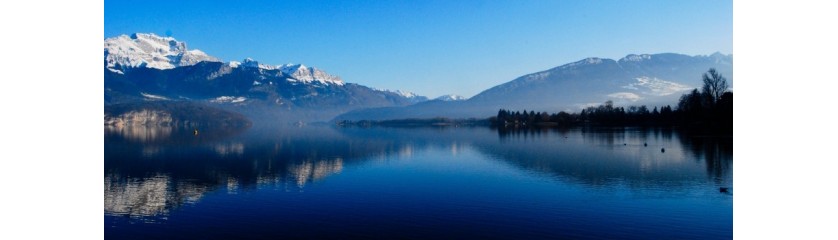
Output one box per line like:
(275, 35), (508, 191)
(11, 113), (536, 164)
(105, 33), (346, 86)
(279, 63), (344, 86)
(104, 33), (221, 72)
(233, 58), (345, 85)
(369, 88), (428, 103)
(622, 76), (692, 96)
(392, 90), (418, 98)
(434, 94), (466, 101)
(622, 54), (652, 62)
(239, 58), (278, 70)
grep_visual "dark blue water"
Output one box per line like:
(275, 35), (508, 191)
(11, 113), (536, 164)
(104, 125), (732, 239)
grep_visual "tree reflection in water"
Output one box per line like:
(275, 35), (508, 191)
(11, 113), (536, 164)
(105, 125), (732, 219)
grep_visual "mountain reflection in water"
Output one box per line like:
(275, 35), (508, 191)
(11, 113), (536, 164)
(105, 125), (731, 223)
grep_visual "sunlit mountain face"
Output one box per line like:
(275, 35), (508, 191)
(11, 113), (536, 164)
(105, 33), (427, 123)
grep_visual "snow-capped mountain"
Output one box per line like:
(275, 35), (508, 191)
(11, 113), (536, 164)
(371, 89), (429, 103)
(233, 58), (344, 85)
(392, 90), (418, 98)
(334, 53), (732, 121)
(104, 33), (427, 122)
(278, 63), (344, 86)
(104, 33), (221, 73)
(469, 52), (733, 109)
(434, 94), (466, 101)
(104, 32), (346, 85)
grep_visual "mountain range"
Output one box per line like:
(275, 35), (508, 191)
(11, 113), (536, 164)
(104, 33), (426, 123)
(335, 53), (732, 121)
(104, 33), (732, 123)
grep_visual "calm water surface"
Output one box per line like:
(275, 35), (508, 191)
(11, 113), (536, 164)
(104, 125), (732, 239)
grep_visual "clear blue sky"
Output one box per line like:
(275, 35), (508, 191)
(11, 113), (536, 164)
(105, 0), (732, 98)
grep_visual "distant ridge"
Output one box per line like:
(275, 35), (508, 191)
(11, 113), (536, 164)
(334, 53), (732, 121)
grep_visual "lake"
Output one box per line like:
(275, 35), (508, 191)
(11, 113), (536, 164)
(104, 125), (732, 239)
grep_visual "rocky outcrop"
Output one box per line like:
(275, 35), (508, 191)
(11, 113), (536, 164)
(104, 101), (251, 127)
